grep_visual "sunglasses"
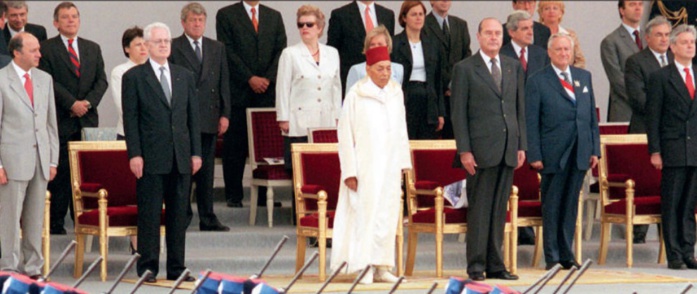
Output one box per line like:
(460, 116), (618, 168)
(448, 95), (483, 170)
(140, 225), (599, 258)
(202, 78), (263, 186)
(297, 22), (316, 29)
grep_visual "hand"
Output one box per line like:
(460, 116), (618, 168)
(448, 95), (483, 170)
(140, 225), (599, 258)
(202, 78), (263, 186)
(344, 177), (358, 191)
(516, 150), (526, 169)
(71, 101), (89, 117)
(279, 121), (289, 134)
(459, 152), (477, 175)
(218, 117), (229, 136)
(530, 160), (544, 170)
(0, 168), (7, 185)
(49, 167), (57, 181)
(445, 89), (451, 97)
(191, 156), (202, 175)
(589, 155), (599, 169)
(436, 116), (445, 131)
(650, 153), (662, 170)
(129, 156), (144, 179)
(248, 76), (270, 94)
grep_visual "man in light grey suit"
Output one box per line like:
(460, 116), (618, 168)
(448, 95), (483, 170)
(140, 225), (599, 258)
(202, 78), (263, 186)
(0, 32), (59, 278)
(600, 0), (645, 122)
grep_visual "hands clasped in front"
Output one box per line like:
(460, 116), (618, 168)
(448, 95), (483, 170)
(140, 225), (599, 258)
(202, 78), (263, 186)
(130, 156), (203, 179)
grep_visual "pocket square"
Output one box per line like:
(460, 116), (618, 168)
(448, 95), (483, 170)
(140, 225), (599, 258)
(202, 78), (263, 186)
(582, 86), (589, 93)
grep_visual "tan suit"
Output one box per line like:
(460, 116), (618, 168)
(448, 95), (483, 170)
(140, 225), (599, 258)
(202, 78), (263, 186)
(0, 63), (59, 275)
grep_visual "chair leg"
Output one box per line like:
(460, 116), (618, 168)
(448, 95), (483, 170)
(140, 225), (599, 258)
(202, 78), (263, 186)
(396, 202), (404, 277)
(532, 226), (543, 268)
(503, 231), (511, 273)
(249, 184), (258, 225)
(318, 235), (327, 282)
(99, 235), (108, 281)
(74, 234), (85, 279)
(576, 198), (583, 264)
(295, 233), (307, 274)
(267, 187), (274, 228)
(436, 231), (443, 278)
(511, 228), (518, 275)
(405, 230), (417, 276)
(658, 224), (666, 264)
(598, 222), (610, 265)
(584, 199), (597, 241)
(626, 222), (633, 268)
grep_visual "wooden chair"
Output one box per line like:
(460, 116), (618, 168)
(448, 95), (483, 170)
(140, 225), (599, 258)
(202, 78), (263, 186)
(307, 127), (338, 143)
(69, 141), (165, 281)
(291, 143), (403, 281)
(247, 108), (293, 227)
(597, 134), (665, 267)
(404, 140), (518, 277)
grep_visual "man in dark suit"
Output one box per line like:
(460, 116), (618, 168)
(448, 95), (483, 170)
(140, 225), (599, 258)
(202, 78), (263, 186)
(624, 15), (673, 243)
(328, 1), (395, 95)
(169, 3), (230, 232)
(503, 0), (550, 49)
(526, 33), (600, 270)
(3, 1), (47, 42)
(0, 1), (10, 56)
(646, 24), (697, 270)
(39, 1), (108, 235)
(123, 22), (201, 283)
(451, 18), (526, 281)
(424, 0), (471, 139)
(216, 1), (286, 208)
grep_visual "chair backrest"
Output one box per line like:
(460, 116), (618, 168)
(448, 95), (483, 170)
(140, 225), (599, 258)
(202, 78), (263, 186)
(593, 122), (630, 177)
(81, 127), (118, 141)
(308, 127), (338, 143)
(599, 134), (660, 200)
(513, 163), (540, 201)
(247, 108), (285, 169)
(408, 140), (467, 207)
(69, 141), (137, 210)
(291, 143), (341, 212)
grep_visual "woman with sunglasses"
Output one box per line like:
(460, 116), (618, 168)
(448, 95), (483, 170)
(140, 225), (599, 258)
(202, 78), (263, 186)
(276, 5), (341, 170)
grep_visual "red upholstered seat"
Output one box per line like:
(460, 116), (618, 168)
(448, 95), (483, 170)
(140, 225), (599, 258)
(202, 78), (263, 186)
(414, 180), (439, 190)
(604, 143), (660, 199)
(514, 165), (539, 202)
(77, 207), (165, 227)
(78, 150), (137, 208)
(309, 129), (338, 143)
(299, 211), (336, 228)
(517, 201), (542, 218)
(300, 152), (341, 211)
(604, 196), (661, 215)
(412, 207), (467, 224)
(252, 165), (291, 180)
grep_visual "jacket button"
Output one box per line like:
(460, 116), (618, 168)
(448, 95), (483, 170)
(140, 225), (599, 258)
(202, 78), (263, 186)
(318, 75), (321, 79)
(317, 99), (321, 102)
(211, 89), (215, 93)
(317, 87), (321, 91)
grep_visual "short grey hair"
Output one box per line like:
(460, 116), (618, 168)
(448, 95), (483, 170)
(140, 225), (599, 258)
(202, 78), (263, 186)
(180, 2), (206, 21)
(143, 22), (171, 41)
(645, 15), (671, 36)
(669, 24), (697, 45)
(505, 10), (532, 32)
(6, 1), (27, 11)
(547, 32), (575, 49)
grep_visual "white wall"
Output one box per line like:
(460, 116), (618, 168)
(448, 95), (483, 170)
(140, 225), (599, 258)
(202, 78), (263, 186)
(25, 1), (638, 126)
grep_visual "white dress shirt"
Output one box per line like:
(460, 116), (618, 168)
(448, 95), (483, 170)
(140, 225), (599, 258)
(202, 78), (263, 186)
(149, 59), (172, 94)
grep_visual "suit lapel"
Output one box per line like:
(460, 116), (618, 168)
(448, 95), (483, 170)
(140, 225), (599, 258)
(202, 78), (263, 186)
(170, 67), (183, 110)
(144, 64), (170, 108)
(545, 66), (574, 103)
(351, 2), (367, 41)
(617, 26), (640, 55)
(199, 38), (213, 84)
(397, 35), (413, 69)
(667, 64), (693, 107)
(426, 14), (447, 49)
(175, 36), (201, 76)
(7, 66), (34, 111)
(236, 3), (258, 37)
(501, 57), (515, 98)
(474, 52), (501, 96)
(53, 37), (77, 78)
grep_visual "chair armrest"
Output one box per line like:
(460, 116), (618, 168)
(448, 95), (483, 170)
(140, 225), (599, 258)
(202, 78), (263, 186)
(80, 182), (105, 194)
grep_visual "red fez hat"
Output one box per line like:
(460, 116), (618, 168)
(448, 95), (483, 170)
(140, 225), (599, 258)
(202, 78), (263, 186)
(366, 46), (390, 66)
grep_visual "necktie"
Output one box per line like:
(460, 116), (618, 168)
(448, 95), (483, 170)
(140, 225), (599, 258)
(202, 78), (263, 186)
(633, 30), (643, 50)
(24, 73), (33, 107)
(160, 66), (172, 104)
(660, 55), (667, 67)
(519, 47), (528, 72)
(685, 68), (695, 100)
(364, 6), (374, 32)
(490, 58), (501, 92)
(194, 40), (202, 63)
(68, 38), (80, 77)
(251, 7), (258, 32)
(560, 72), (571, 84)
(442, 19), (451, 48)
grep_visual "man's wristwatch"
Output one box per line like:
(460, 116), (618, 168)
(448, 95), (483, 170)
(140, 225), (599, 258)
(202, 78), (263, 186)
(85, 101), (92, 109)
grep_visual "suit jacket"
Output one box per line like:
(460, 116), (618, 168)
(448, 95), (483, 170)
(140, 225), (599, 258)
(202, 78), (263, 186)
(503, 21), (550, 50)
(3, 23), (47, 43)
(39, 35), (108, 137)
(391, 31), (445, 123)
(646, 63), (697, 167)
(601, 25), (644, 122)
(500, 43), (549, 80)
(169, 35), (231, 134)
(0, 64), (59, 181)
(525, 66), (600, 173)
(216, 1), (286, 108)
(450, 51), (527, 169)
(424, 12), (471, 90)
(624, 49), (674, 134)
(327, 1), (395, 91)
(122, 61), (202, 175)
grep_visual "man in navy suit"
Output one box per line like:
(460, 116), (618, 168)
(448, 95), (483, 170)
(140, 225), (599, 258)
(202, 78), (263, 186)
(501, 11), (549, 81)
(525, 33), (600, 270)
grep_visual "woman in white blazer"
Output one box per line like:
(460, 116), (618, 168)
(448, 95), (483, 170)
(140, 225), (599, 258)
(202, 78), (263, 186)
(276, 4), (341, 169)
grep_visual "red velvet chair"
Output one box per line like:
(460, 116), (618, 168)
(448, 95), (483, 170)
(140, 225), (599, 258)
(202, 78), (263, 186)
(290, 143), (403, 281)
(597, 134), (665, 267)
(246, 108), (293, 227)
(404, 140), (518, 277)
(68, 141), (165, 281)
(307, 127), (338, 143)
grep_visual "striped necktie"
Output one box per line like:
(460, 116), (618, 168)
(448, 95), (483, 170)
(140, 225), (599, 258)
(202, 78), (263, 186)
(68, 38), (80, 77)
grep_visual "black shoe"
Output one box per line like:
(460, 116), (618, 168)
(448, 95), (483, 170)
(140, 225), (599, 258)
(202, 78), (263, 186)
(469, 272), (485, 281)
(487, 270), (519, 280)
(226, 200), (243, 208)
(50, 227), (66, 235)
(668, 260), (686, 270)
(545, 262), (560, 270)
(633, 236), (646, 244)
(129, 241), (137, 255)
(143, 276), (157, 283)
(684, 258), (697, 269)
(200, 222), (230, 232)
(560, 260), (581, 270)
(257, 201), (282, 207)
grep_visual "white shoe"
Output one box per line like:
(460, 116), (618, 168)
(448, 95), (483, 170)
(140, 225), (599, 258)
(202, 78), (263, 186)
(374, 268), (403, 283)
(359, 268), (373, 284)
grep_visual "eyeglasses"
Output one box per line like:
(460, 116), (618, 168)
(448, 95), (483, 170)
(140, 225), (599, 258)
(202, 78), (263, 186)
(297, 22), (315, 29)
(149, 39), (171, 45)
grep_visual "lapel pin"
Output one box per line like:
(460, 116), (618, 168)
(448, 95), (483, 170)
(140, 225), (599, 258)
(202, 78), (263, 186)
(574, 80), (580, 87)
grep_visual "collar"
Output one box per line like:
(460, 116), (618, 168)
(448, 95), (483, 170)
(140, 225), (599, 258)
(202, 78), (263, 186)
(185, 34), (202, 46)
(242, 1), (258, 12)
(149, 58), (169, 73)
(11, 60), (29, 79)
(552, 64), (571, 80)
(8, 25), (22, 36)
(432, 11), (447, 28)
(356, 1), (375, 14)
(510, 41), (527, 55)
(675, 61), (692, 74)
(621, 22), (640, 37)
(479, 51), (500, 66)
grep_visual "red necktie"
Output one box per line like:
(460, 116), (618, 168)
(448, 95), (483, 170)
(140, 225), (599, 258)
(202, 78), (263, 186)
(685, 68), (695, 100)
(633, 30), (643, 50)
(365, 7), (374, 32)
(519, 47), (528, 72)
(68, 38), (80, 77)
(251, 7), (258, 33)
(24, 73), (33, 107)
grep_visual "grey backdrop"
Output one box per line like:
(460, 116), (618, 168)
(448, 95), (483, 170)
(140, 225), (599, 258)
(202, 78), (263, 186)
(24, 1), (649, 127)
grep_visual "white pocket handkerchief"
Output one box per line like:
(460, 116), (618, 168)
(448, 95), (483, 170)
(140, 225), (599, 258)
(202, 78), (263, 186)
(582, 86), (589, 93)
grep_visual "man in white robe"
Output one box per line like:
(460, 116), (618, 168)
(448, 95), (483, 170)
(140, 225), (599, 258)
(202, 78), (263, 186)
(331, 46), (412, 285)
